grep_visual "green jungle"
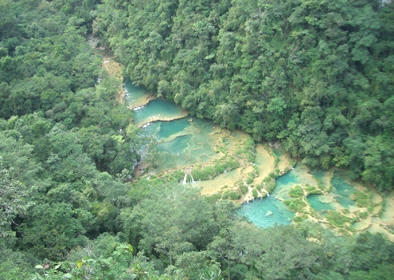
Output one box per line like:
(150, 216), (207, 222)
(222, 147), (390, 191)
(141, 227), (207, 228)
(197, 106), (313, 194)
(0, 0), (393, 279)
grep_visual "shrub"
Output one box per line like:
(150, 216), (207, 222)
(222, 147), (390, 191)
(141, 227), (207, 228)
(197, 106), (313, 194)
(293, 215), (307, 223)
(247, 173), (255, 184)
(274, 157), (280, 167)
(230, 191), (241, 200)
(265, 178), (276, 193)
(203, 166), (215, 178)
(192, 168), (203, 181)
(289, 186), (304, 198)
(171, 170), (184, 182)
(326, 212), (351, 227)
(352, 191), (370, 208)
(305, 185), (323, 195)
(359, 211), (368, 220)
(222, 191), (231, 199)
(239, 184), (248, 195)
(214, 164), (225, 175)
(284, 199), (306, 212)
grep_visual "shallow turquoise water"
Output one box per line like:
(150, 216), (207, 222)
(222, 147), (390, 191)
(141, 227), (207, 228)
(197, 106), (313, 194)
(238, 170), (358, 227)
(140, 121), (161, 137)
(133, 99), (185, 126)
(125, 81), (358, 228)
(239, 165), (324, 227)
(139, 117), (216, 169)
(274, 170), (299, 197)
(124, 80), (148, 104)
(125, 84), (217, 169)
(273, 165), (316, 199)
(276, 170), (299, 186)
(238, 167), (301, 227)
(238, 198), (295, 228)
(311, 170), (326, 183)
(307, 194), (334, 212)
(141, 118), (191, 139)
(331, 174), (355, 208)
(158, 135), (191, 155)
(159, 118), (191, 139)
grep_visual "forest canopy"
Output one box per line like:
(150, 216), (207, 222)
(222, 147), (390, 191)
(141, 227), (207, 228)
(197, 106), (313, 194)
(0, 1), (393, 279)
(95, 0), (394, 190)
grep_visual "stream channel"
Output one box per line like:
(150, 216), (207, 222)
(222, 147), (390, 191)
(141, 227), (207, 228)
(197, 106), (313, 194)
(124, 80), (392, 235)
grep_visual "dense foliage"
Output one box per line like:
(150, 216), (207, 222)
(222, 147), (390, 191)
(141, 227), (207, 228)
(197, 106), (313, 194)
(1, 1), (393, 279)
(0, 0), (144, 274)
(95, 0), (394, 190)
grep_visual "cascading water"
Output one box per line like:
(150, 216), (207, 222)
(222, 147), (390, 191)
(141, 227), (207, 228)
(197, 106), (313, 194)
(125, 80), (376, 230)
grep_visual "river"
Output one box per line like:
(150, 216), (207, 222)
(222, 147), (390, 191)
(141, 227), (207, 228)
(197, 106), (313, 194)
(95, 48), (392, 239)
(122, 79), (394, 239)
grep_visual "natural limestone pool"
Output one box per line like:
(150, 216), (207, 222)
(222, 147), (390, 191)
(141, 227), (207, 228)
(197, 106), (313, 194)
(123, 79), (388, 235)
(331, 174), (356, 208)
(238, 198), (295, 228)
(238, 165), (317, 227)
(307, 194), (334, 213)
(138, 117), (218, 170)
(124, 80), (149, 107)
(133, 99), (187, 127)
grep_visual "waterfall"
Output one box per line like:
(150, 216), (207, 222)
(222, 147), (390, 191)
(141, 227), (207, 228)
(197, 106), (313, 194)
(182, 168), (195, 185)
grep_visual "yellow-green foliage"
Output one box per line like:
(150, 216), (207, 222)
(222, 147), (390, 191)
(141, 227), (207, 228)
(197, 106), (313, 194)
(170, 170), (184, 182)
(236, 136), (255, 162)
(359, 211), (368, 220)
(289, 186), (303, 198)
(305, 185), (323, 195)
(293, 215), (307, 223)
(352, 191), (370, 208)
(252, 189), (258, 199)
(191, 158), (240, 181)
(285, 199), (306, 212)
(378, 199), (386, 218)
(222, 190), (241, 200)
(230, 191), (241, 200)
(239, 184), (248, 195)
(326, 212), (352, 227)
(274, 157), (280, 168)
(253, 165), (259, 176)
(247, 173), (255, 184)
(264, 177), (276, 193)
(306, 186), (316, 192)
